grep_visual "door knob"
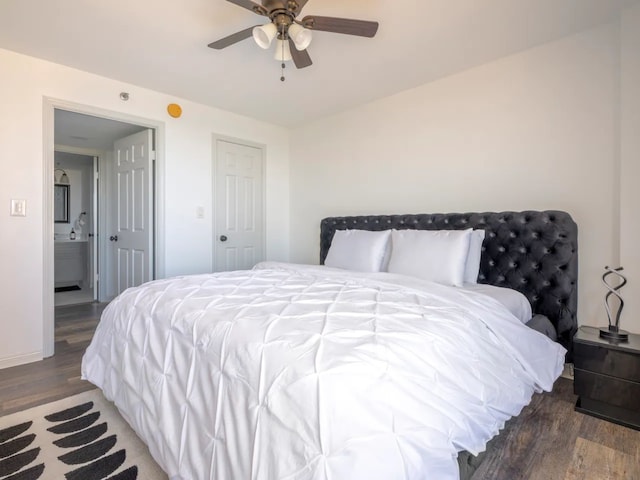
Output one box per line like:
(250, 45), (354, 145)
(109, 235), (118, 242)
(219, 235), (228, 242)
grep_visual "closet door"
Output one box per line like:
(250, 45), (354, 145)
(214, 139), (264, 272)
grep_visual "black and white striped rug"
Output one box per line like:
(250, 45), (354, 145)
(0, 390), (167, 480)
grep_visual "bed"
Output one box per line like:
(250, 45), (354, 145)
(82, 210), (578, 480)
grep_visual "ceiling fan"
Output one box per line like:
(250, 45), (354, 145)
(208, 0), (379, 71)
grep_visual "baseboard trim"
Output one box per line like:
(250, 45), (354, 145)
(0, 351), (43, 370)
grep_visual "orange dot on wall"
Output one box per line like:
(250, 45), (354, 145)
(167, 103), (182, 118)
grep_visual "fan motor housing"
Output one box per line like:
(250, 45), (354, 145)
(263, 0), (301, 16)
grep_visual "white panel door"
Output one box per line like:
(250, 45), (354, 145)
(214, 139), (264, 271)
(112, 129), (154, 294)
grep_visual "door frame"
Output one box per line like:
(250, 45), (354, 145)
(211, 134), (266, 272)
(43, 97), (166, 357)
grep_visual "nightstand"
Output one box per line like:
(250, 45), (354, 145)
(573, 327), (640, 431)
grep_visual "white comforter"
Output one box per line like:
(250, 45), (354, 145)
(82, 262), (566, 480)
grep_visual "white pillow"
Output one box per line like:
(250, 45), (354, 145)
(324, 229), (391, 272)
(462, 283), (532, 324)
(388, 229), (472, 287)
(464, 229), (486, 284)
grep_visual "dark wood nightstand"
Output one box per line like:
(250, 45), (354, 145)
(573, 327), (640, 430)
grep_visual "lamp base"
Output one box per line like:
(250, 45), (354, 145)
(599, 326), (629, 342)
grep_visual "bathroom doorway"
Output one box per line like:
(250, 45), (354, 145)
(53, 150), (97, 306)
(44, 99), (166, 357)
(53, 109), (152, 307)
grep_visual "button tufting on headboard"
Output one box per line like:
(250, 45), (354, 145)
(319, 211), (578, 360)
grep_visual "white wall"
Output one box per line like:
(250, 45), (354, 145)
(2, 10), (637, 370)
(289, 22), (629, 332)
(619, 4), (640, 335)
(0, 48), (290, 368)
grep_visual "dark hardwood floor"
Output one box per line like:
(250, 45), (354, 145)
(0, 302), (105, 417)
(1, 303), (639, 479)
(470, 377), (640, 479)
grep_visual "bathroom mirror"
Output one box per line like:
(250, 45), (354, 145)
(54, 184), (70, 223)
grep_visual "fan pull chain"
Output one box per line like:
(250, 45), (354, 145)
(281, 25), (286, 82)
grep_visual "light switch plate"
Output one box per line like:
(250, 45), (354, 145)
(10, 199), (26, 217)
(196, 206), (204, 219)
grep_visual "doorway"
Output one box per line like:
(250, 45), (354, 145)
(53, 150), (97, 307)
(43, 99), (166, 357)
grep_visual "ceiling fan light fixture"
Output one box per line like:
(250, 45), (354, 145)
(273, 39), (292, 62)
(288, 23), (312, 51)
(253, 23), (277, 49)
(208, 0), (379, 71)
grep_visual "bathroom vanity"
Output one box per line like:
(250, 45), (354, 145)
(54, 237), (88, 288)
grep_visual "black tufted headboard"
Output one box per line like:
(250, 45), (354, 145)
(320, 211), (578, 358)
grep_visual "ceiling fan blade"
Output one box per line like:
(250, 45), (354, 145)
(301, 16), (379, 38)
(288, 38), (313, 69)
(226, 0), (268, 16)
(208, 26), (257, 49)
(291, 0), (310, 15)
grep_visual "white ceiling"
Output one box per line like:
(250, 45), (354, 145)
(1, 0), (637, 127)
(55, 110), (147, 150)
